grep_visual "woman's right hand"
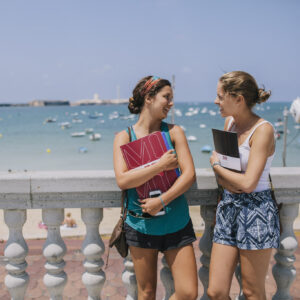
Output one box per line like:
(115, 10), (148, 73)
(158, 149), (178, 171)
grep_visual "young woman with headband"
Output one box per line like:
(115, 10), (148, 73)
(208, 71), (280, 299)
(113, 76), (198, 300)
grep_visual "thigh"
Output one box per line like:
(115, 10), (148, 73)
(208, 243), (239, 294)
(129, 246), (159, 290)
(239, 248), (272, 294)
(164, 244), (198, 292)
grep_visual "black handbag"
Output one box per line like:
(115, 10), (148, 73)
(108, 190), (129, 257)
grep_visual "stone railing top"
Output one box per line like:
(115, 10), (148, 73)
(0, 167), (299, 209)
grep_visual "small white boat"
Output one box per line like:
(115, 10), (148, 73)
(274, 121), (283, 127)
(109, 111), (119, 120)
(187, 135), (197, 142)
(199, 124), (206, 128)
(185, 108), (199, 117)
(59, 122), (71, 129)
(179, 125), (186, 131)
(89, 133), (101, 141)
(72, 119), (83, 123)
(201, 145), (212, 153)
(78, 146), (88, 153)
(85, 128), (94, 134)
(174, 109), (182, 117)
(71, 132), (86, 137)
(185, 111), (194, 117)
(209, 110), (216, 116)
(45, 117), (57, 123)
(120, 114), (136, 120)
(201, 107), (208, 114)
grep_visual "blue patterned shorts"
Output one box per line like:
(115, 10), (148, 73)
(213, 189), (280, 250)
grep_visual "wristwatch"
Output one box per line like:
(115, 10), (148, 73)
(211, 161), (221, 168)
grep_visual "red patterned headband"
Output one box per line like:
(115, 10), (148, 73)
(141, 76), (161, 96)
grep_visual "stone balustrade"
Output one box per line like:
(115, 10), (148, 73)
(0, 167), (299, 300)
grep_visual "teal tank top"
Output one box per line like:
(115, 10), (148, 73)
(125, 122), (190, 235)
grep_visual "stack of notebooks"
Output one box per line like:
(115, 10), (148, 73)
(120, 131), (180, 200)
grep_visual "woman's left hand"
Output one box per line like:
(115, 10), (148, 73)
(210, 151), (220, 166)
(139, 197), (163, 216)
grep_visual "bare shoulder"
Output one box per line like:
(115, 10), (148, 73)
(254, 121), (274, 135)
(168, 123), (185, 139)
(252, 121), (274, 142)
(114, 129), (130, 145)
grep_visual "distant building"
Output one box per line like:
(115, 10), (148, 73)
(72, 94), (103, 106)
(29, 100), (70, 106)
(71, 94), (128, 106)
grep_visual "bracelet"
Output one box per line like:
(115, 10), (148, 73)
(211, 161), (221, 168)
(159, 196), (166, 210)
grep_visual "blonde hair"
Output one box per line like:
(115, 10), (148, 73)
(219, 71), (271, 108)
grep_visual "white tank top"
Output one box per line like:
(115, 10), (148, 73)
(227, 117), (275, 192)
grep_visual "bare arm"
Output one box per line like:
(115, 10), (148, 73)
(210, 123), (275, 193)
(113, 130), (178, 190)
(159, 125), (196, 204)
(140, 125), (196, 215)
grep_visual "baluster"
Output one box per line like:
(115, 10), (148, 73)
(160, 255), (174, 300)
(199, 205), (216, 300)
(122, 252), (137, 300)
(4, 209), (29, 300)
(81, 208), (105, 300)
(272, 203), (299, 300)
(42, 208), (67, 300)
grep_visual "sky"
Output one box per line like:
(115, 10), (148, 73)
(0, 0), (299, 103)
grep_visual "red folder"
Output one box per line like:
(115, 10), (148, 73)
(120, 131), (179, 199)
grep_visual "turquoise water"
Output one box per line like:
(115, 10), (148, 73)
(0, 102), (299, 171)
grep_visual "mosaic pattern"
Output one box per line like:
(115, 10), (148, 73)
(213, 189), (280, 250)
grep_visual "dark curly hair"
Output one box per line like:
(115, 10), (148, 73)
(219, 71), (271, 108)
(128, 76), (171, 114)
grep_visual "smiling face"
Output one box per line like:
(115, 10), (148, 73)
(215, 81), (238, 117)
(149, 85), (173, 119)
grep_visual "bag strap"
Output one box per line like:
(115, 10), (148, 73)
(269, 174), (282, 234)
(269, 174), (282, 208)
(120, 126), (132, 218)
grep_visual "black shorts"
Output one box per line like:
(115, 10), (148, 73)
(124, 219), (196, 252)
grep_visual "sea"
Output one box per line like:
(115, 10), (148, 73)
(0, 102), (299, 172)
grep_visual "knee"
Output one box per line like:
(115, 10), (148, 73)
(243, 287), (265, 300)
(176, 288), (198, 300)
(207, 287), (228, 300)
(139, 288), (156, 300)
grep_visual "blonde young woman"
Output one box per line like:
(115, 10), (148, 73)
(208, 71), (280, 300)
(113, 76), (198, 300)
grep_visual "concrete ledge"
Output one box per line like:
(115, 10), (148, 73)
(0, 168), (299, 209)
